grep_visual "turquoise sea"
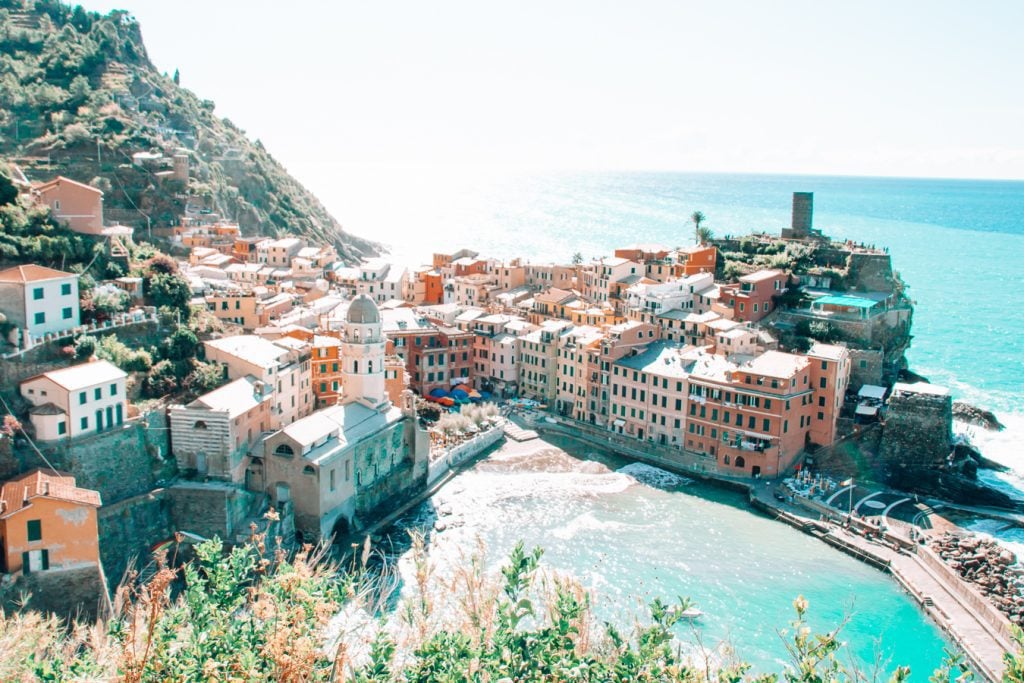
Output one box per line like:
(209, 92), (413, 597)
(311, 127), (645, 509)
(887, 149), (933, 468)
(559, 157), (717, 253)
(323, 169), (1023, 677)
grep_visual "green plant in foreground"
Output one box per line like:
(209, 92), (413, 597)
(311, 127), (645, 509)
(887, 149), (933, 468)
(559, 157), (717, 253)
(0, 530), (1013, 682)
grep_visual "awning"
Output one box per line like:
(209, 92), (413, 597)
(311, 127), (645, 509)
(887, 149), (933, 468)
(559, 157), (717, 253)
(856, 404), (880, 416)
(858, 385), (887, 400)
(613, 419), (625, 427)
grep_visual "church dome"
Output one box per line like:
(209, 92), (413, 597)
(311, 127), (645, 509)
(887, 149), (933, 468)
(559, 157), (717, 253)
(346, 294), (380, 324)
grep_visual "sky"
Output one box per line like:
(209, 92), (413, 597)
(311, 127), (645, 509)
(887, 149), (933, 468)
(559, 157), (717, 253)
(81, 0), (1024, 185)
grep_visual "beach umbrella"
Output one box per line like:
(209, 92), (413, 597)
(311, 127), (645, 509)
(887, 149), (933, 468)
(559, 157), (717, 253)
(429, 388), (449, 398)
(451, 387), (469, 399)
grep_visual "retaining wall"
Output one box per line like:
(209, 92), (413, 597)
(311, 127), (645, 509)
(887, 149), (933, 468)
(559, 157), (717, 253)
(427, 425), (505, 485)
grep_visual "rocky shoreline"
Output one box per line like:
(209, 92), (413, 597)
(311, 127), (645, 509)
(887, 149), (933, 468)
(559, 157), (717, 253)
(931, 532), (1024, 623)
(953, 401), (1007, 432)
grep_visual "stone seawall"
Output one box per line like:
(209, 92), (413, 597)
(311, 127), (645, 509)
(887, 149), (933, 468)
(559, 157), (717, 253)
(98, 489), (172, 587)
(21, 410), (174, 505)
(428, 425), (505, 485)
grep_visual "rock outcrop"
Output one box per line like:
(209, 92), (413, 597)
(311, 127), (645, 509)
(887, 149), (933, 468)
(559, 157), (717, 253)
(931, 532), (1024, 623)
(953, 401), (1006, 432)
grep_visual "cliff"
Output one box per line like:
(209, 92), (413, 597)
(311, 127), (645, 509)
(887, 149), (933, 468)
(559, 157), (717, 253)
(0, 0), (378, 261)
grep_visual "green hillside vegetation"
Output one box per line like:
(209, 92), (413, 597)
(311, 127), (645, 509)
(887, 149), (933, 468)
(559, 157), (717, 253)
(0, 531), (1006, 682)
(0, 0), (377, 261)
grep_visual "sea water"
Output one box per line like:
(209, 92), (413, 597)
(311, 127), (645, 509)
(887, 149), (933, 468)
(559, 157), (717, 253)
(387, 438), (952, 678)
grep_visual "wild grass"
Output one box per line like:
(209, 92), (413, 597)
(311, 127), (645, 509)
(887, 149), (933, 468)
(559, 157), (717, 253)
(0, 515), (1006, 682)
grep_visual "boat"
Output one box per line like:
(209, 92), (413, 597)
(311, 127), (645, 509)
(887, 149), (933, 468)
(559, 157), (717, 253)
(680, 607), (703, 620)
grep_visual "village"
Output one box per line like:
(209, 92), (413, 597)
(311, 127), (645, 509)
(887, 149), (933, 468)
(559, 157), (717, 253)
(0, 170), (973, 629)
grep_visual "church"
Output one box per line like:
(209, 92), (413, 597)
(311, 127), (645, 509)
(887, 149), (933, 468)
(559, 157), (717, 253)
(257, 295), (429, 541)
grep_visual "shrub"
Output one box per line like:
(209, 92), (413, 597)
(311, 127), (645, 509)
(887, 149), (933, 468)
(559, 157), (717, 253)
(73, 334), (97, 360)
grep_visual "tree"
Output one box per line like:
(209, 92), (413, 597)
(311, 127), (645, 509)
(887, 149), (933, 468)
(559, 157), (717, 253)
(145, 254), (179, 276)
(161, 325), (198, 362)
(68, 74), (91, 104)
(691, 210), (706, 245)
(571, 251), (583, 266)
(173, 68), (180, 85)
(0, 173), (17, 207)
(696, 225), (714, 245)
(147, 272), (191, 315)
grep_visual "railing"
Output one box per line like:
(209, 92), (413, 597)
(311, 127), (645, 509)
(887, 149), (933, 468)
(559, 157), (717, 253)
(3, 310), (159, 359)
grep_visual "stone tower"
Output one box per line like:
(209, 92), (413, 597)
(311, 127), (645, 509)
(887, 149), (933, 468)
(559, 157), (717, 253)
(341, 294), (388, 409)
(783, 192), (814, 239)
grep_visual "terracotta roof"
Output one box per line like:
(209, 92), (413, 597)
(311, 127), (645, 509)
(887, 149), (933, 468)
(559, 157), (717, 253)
(0, 264), (77, 284)
(0, 469), (101, 518)
(32, 175), (103, 196)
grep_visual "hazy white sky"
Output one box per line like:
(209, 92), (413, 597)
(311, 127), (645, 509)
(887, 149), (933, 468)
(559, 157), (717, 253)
(83, 0), (1024, 181)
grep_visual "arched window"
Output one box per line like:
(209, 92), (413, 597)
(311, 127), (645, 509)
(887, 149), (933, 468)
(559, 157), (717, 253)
(194, 420), (208, 429)
(302, 465), (315, 475)
(274, 443), (295, 457)
(735, 455), (746, 469)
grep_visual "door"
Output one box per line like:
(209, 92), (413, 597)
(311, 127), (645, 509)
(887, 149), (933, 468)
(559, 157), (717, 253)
(275, 483), (291, 506)
(116, 403), (123, 425)
(23, 549), (48, 574)
(195, 452), (207, 475)
(106, 406), (114, 429)
(95, 409), (103, 432)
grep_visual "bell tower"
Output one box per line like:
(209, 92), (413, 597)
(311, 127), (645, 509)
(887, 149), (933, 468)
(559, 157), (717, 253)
(341, 294), (387, 409)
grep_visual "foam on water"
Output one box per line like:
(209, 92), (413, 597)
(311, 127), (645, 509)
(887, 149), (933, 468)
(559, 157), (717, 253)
(384, 443), (951, 679)
(618, 462), (694, 489)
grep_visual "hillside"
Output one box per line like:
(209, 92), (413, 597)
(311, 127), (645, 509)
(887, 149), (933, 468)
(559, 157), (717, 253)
(0, 0), (378, 261)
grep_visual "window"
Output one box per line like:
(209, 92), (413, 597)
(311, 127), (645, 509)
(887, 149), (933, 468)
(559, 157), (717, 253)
(818, 411), (825, 421)
(330, 469), (336, 491)
(33, 287), (44, 300)
(95, 388), (102, 400)
(27, 520), (42, 542)
(819, 377), (827, 389)
(763, 418), (770, 432)
(274, 444), (295, 457)
(194, 420), (208, 429)
(80, 416), (88, 430)
(34, 312), (45, 324)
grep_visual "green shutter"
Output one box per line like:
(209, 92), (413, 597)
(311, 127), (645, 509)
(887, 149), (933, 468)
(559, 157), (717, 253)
(22, 552), (30, 574)
(41, 549), (49, 570)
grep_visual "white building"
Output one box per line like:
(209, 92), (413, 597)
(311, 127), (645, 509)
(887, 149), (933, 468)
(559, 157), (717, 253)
(20, 360), (127, 441)
(204, 335), (313, 429)
(0, 265), (81, 342)
(624, 272), (714, 319)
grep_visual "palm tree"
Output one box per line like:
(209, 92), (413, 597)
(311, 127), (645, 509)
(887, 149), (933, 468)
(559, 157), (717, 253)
(691, 211), (706, 245)
(697, 225), (714, 245)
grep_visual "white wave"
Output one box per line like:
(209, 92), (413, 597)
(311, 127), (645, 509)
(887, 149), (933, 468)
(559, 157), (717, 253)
(957, 410), (1024, 460)
(618, 462), (693, 489)
(960, 518), (1024, 561)
(550, 511), (631, 540)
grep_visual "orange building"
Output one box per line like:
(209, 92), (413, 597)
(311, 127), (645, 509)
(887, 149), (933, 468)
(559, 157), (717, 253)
(32, 176), (104, 235)
(718, 269), (786, 323)
(384, 340), (408, 404)
(806, 343), (851, 447)
(0, 470), (101, 575)
(675, 245), (717, 276)
(683, 350), (816, 476)
(284, 329), (345, 408)
(421, 270), (444, 305)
